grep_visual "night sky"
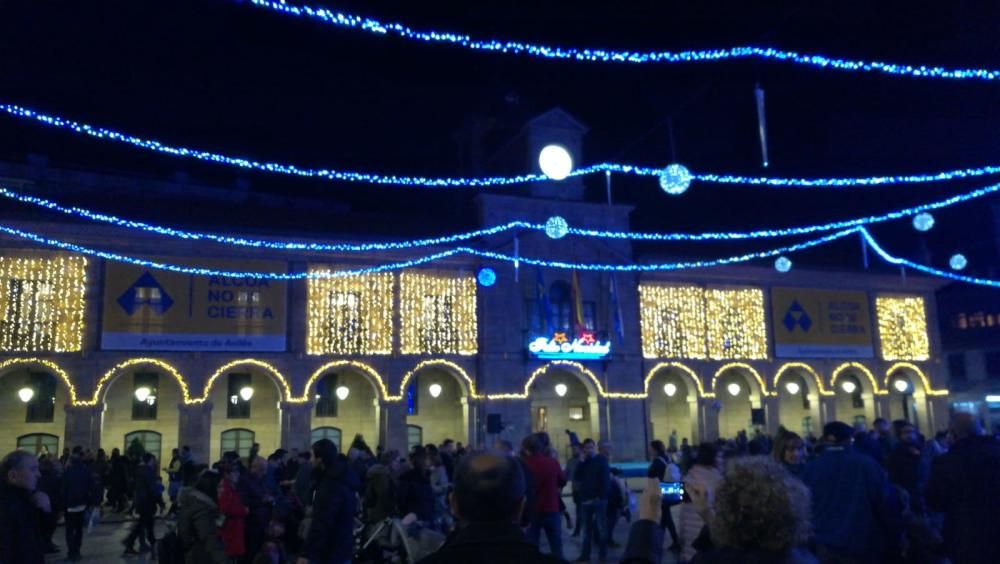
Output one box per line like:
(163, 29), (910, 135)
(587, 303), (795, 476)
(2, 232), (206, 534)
(1, 0), (998, 276)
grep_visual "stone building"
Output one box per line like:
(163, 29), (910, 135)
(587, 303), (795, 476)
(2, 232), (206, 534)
(0, 109), (951, 467)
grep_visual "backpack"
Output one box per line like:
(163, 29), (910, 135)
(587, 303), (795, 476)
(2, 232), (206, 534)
(157, 528), (185, 564)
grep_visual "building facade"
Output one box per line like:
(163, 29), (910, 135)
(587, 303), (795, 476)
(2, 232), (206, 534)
(0, 110), (952, 465)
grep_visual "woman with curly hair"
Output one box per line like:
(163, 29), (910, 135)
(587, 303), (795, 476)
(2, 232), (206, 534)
(689, 456), (817, 563)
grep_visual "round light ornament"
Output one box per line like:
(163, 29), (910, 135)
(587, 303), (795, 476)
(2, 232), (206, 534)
(335, 386), (350, 400)
(17, 387), (34, 403)
(428, 383), (443, 398)
(663, 383), (677, 397)
(239, 386), (255, 401)
(775, 256), (792, 273)
(785, 382), (800, 395)
(554, 383), (568, 397)
(545, 216), (569, 239)
(727, 383), (741, 396)
(912, 213), (935, 232)
(538, 144), (573, 180)
(659, 164), (693, 195)
(949, 254), (967, 271)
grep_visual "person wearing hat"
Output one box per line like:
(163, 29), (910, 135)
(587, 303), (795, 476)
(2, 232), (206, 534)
(801, 421), (896, 563)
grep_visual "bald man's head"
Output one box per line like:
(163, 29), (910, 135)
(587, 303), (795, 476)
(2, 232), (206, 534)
(450, 452), (525, 523)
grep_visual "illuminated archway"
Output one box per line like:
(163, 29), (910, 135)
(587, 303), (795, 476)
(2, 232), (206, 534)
(885, 362), (947, 396)
(84, 358), (189, 406)
(831, 362), (880, 429)
(645, 362), (703, 445)
(395, 359), (477, 400)
(644, 362), (706, 398)
(399, 359), (473, 446)
(773, 362), (826, 437)
(0, 358), (78, 403)
(197, 359), (291, 403)
(774, 362), (830, 396)
(712, 363), (767, 438)
(301, 360), (388, 401)
(831, 362), (883, 395)
(0, 358), (76, 455)
(711, 362), (768, 396)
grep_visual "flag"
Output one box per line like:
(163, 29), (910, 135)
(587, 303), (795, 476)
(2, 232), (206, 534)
(610, 274), (625, 343)
(535, 267), (552, 333)
(571, 270), (586, 335)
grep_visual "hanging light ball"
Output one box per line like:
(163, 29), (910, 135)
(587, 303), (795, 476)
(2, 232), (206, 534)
(949, 254), (967, 271)
(658, 164), (693, 195)
(477, 267), (497, 287)
(774, 256), (792, 273)
(545, 216), (569, 239)
(727, 383), (741, 396)
(663, 382), (677, 397)
(239, 386), (255, 401)
(554, 383), (568, 397)
(785, 382), (800, 395)
(335, 386), (350, 400)
(893, 379), (910, 393)
(428, 383), (443, 398)
(17, 387), (34, 403)
(538, 144), (573, 180)
(134, 387), (151, 402)
(841, 380), (857, 394)
(912, 213), (935, 232)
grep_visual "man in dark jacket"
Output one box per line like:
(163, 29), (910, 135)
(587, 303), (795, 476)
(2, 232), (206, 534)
(416, 451), (562, 564)
(926, 413), (1000, 564)
(396, 448), (435, 523)
(61, 447), (95, 561)
(239, 455), (272, 561)
(298, 439), (357, 564)
(122, 453), (158, 555)
(0, 451), (44, 564)
(574, 438), (611, 563)
(887, 420), (928, 515)
(802, 421), (895, 563)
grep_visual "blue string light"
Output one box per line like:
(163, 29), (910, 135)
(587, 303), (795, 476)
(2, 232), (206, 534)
(3, 181), (998, 249)
(859, 228), (1000, 288)
(8, 102), (1000, 189)
(243, 0), (1000, 81)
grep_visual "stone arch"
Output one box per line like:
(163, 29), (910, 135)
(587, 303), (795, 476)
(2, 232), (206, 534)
(774, 362), (829, 396)
(831, 362), (881, 395)
(644, 362), (704, 398)
(884, 362), (935, 394)
(711, 362), (768, 396)
(712, 363), (767, 438)
(85, 358), (190, 406)
(0, 357), (78, 403)
(197, 359), (291, 403)
(830, 362), (879, 429)
(520, 360), (603, 399)
(884, 362), (938, 432)
(396, 359), (476, 400)
(301, 360), (388, 402)
(520, 360), (602, 457)
(773, 362), (825, 437)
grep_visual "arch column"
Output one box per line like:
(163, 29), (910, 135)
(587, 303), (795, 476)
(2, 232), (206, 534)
(873, 394), (892, 420)
(65, 405), (101, 450)
(762, 395), (781, 436)
(280, 401), (312, 452)
(819, 395), (837, 427)
(698, 399), (720, 442)
(178, 402), (213, 464)
(383, 401), (409, 454)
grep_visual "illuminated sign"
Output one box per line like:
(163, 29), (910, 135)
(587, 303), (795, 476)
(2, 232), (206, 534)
(528, 331), (611, 360)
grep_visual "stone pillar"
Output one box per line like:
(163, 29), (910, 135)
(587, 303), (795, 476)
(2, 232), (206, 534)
(178, 402), (213, 465)
(874, 395), (892, 421)
(927, 396), (951, 433)
(819, 396), (837, 427)
(699, 399), (720, 442)
(64, 405), (101, 450)
(608, 398), (646, 460)
(762, 396), (781, 436)
(280, 401), (314, 452)
(383, 401), (409, 454)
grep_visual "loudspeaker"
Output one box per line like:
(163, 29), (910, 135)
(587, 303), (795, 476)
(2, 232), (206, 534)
(487, 413), (504, 434)
(751, 408), (766, 426)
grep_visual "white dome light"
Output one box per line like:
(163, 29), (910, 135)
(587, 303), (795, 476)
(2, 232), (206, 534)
(949, 254), (967, 271)
(239, 386), (255, 401)
(841, 380), (857, 394)
(785, 382), (800, 395)
(912, 213), (935, 232)
(727, 383), (741, 396)
(17, 387), (34, 403)
(134, 386), (151, 402)
(335, 386), (350, 400)
(544, 216), (569, 239)
(538, 144), (573, 180)
(554, 383), (568, 397)
(663, 382), (677, 397)
(658, 164), (693, 195)
(894, 379), (910, 393)
(428, 383), (443, 398)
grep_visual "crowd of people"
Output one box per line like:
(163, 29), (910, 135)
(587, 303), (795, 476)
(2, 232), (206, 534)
(0, 412), (997, 564)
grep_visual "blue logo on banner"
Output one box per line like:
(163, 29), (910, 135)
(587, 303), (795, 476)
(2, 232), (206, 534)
(782, 300), (812, 332)
(117, 271), (174, 315)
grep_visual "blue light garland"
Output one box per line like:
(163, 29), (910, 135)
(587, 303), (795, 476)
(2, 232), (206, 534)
(859, 228), (1000, 288)
(3, 181), (998, 249)
(244, 0), (1000, 81)
(8, 102), (1000, 189)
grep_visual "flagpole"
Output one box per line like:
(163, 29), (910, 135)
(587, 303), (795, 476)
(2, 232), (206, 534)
(604, 170), (614, 446)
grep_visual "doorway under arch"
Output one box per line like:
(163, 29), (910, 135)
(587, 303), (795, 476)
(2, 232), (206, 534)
(774, 364), (823, 437)
(527, 364), (601, 459)
(713, 365), (765, 439)
(645, 363), (701, 446)
(208, 362), (285, 461)
(311, 367), (380, 452)
(403, 362), (470, 447)
(0, 362), (71, 454)
(831, 363), (879, 430)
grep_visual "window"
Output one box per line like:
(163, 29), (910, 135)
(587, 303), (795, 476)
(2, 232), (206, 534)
(310, 427), (342, 450)
(526, 299), (543, 334)
(25, 371), (56, 423)
(220, 428), (255, 459)
(549, 281), (571, 333)
(227, 373), (252, 419)
(0, 256), (86, 352)
(124, 430), (162, 462)
(406, 425), (423, 453)
(952, 313), (968, 330)
(131, 372), (159, 420)
(948, 354), (967, 383)
(568, 406), (585, 421)
(986, 351), (1000, 381)
(852, 387), (865, 409)
(17, 433), (58, 456)
(406, 374), (419, 416)
(801, 416), (814, 436)
(315, 374), (339, 418)
(852, 415), (867, 428)
(534, 407), (548, 432)
(3, 279), (53, 350)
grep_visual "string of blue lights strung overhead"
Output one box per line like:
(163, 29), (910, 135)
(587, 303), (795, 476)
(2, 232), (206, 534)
(2, 181), (996, 249)
(0, 221), (993, 287)
(6, 102), (1000, 191)
(240, 1), (1000, 81)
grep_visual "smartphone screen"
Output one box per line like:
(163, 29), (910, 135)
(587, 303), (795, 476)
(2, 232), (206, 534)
(659, 481), (684, 504)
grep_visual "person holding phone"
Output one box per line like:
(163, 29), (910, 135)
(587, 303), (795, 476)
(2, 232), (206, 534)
(679, 444), (723, 562)
(646, 440), (681, 552)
